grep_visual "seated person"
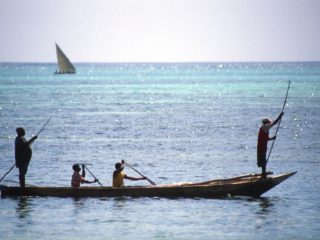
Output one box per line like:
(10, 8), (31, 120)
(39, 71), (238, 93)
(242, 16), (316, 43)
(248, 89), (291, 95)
(71, 164), (97, 188)
(112, 160), (146, 187)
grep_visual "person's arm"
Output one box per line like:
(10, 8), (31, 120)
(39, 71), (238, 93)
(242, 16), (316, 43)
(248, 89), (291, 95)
(268, 112), (284, 140)
(271, 112), (284, 127)
(124, 175), (146, 181)
(81, 164), (86, 178)
(17, 137), (28, 150)
(269, 135), (276, 141)
(82, 178), (98, 184)
(80, 172), (98, 184)
(28, 135), (38, 145)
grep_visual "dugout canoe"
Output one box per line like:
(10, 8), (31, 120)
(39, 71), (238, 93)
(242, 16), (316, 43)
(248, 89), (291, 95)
(0, 172), (296, 198)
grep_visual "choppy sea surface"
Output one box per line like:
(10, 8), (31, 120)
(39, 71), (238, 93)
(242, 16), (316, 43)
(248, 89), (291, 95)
(0, 62), (319, 239)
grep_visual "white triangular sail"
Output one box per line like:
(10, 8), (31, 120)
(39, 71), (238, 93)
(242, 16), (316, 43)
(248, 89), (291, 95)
(55, 43), (76, 74)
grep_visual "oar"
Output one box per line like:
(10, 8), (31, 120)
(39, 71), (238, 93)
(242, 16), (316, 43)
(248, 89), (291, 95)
(123, 160), (156, 185)
(266, 80), (290, 163)
(0, 116), (52, 183)
(83, 165), (103, 187)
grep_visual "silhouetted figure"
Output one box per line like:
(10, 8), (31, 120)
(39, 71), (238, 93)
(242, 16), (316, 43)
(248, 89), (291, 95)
(15, 127), (37, 187)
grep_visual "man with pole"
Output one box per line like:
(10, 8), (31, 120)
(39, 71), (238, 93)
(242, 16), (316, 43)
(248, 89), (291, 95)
(15, 127), (38, 187)
(257, 112), (283, 178)
(0, 116), (52, 185)
(257, 80), (290, 178)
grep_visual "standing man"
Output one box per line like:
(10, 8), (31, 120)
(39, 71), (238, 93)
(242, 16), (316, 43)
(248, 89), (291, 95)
(257, 112), (284, 178)
(15, 127), (37, 187)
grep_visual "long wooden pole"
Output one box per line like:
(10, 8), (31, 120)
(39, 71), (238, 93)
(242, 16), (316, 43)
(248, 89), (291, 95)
(36, 116), (52, 136)
(266, 81), (290, 163)
(124, 160), (156, 185)
(0, 164), (15, 182)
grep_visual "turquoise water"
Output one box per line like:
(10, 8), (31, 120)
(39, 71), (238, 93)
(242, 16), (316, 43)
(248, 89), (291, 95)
(0, 62), (319, 239)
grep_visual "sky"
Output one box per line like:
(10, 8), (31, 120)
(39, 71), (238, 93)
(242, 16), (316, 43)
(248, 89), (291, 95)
(0, 0), (320, 62)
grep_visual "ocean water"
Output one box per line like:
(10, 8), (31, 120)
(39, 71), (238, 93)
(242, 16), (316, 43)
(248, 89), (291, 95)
(0, 62), (319, 239)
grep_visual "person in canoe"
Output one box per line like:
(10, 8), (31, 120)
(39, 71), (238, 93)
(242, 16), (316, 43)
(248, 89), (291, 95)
(71, 164), (98, 188)
(113, 160), (146, 187)
(257, 111), (284, 178)
(15, 127), (38, 187)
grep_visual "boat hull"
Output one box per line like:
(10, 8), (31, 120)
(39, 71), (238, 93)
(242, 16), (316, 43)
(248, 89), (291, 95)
(0, 172), (296, 198)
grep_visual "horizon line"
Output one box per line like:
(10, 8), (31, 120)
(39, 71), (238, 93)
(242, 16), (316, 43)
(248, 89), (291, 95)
(1, 60), (320, 64)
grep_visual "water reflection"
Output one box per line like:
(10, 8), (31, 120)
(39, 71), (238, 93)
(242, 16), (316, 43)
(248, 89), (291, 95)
(252, 197), (278, 230)
(72, 197), (86, 215)
(72, 197), (86, 208)
(16, 196), (33, 219)
(112, 196), (132, 208)
(255, 197), (274, 215)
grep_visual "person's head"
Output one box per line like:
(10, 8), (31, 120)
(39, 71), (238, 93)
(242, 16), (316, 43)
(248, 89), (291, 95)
(262, 118), (272, 125)
(16, 127), (25, 136)
(115, 162), (124, 171)
(72, 164), (81, 172)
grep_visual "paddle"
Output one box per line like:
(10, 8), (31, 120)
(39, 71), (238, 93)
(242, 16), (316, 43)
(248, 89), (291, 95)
(0, 116), (52, 182)
(83, 165), (103, 187)
(266, 80), (290, 163)
(123, 160), (156, 185)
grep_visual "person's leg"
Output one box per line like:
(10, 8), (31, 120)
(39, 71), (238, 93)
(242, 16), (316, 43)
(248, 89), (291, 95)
(261, 163), (266, 178)
(258, 151), (267, 178)
(261, 152), (267, 178)
(19, 167), (27, 187)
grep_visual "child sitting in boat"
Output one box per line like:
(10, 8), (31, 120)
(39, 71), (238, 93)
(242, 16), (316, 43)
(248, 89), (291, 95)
(113, 160), (146, 187)
(71, 164), (97, 188)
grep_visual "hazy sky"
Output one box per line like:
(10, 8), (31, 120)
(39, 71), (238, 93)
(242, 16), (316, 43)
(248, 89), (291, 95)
(1, 0), (320, 62)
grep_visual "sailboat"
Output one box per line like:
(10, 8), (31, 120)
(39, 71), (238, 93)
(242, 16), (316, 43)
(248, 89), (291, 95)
(55, 43), (76, 74)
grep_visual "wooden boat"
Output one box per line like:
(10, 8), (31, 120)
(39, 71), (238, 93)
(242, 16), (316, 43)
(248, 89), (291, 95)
(54, 43), (76, 74)
(0, 172), (296, 198)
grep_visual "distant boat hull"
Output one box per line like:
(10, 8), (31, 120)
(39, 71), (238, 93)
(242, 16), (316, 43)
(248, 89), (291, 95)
(54, 70), (76, 74)
(0, 172), (296, 198)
